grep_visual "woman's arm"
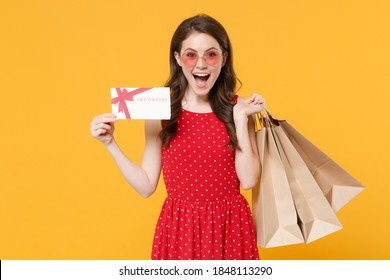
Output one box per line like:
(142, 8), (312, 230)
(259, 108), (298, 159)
(233, 94), (265, 189)
(91, 114), (162, 198)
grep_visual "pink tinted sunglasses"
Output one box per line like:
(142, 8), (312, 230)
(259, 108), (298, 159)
(180, 49), (223, 67)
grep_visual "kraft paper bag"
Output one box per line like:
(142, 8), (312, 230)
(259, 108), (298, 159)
(274, 125), (343, 243)
(252, 116), (304, 248)
(279, 121), (365, 212)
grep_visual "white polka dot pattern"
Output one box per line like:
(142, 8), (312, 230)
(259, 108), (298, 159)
(151, 110), (259, 260)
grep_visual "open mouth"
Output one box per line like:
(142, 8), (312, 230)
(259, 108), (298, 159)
(193, 73), (210, 88)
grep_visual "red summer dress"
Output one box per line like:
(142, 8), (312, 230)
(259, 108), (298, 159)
(151, 109), (259, 260)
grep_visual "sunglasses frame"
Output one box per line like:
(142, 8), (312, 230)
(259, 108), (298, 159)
(179, 49), (223, 67)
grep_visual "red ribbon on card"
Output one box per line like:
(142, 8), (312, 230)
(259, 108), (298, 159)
(112, 88), (151, 119)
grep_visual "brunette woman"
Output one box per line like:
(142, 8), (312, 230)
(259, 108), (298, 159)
(90, 14), (265, 260)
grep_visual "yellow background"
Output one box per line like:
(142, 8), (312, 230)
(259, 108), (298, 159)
(1, 0), (389, 260)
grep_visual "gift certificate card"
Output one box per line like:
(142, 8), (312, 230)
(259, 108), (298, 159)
(111, 87), (171, 120)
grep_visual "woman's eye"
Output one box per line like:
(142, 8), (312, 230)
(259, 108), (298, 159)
(185, 52), (197, 58)
(206, 51), (218, 58)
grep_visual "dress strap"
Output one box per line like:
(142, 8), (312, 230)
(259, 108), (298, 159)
(232, 95), (239, 104)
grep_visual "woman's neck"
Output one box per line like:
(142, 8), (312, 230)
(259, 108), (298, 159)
(182, 89), (212, 113)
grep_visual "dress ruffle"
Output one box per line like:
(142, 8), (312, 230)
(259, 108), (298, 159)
(152, 194), (259, 260)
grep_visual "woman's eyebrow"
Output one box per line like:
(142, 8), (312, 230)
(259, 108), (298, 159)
(182, 47), (220, 52)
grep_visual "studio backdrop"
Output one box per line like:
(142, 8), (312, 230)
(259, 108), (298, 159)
(1, 0), (389, 259)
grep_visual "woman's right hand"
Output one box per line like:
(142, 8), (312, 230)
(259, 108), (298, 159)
(90, 113), (118, 145)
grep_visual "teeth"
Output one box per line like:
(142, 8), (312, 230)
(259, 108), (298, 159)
(193, 73), (209, 77)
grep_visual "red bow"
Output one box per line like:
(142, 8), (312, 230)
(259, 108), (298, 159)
(112, 88), (151, 119)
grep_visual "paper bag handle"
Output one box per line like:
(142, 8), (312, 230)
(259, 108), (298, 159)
(254, 110), (281, 132)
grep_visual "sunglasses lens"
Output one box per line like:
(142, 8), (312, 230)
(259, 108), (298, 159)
(181, 51), (198, 67)
(204, 50), (220, 66)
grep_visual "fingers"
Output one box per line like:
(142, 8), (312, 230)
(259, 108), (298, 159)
(90, 113), (118, 139)
(246, 93), (266, 110)
(90, 124), (113, 138)
(250, 93), (265, 105)
(90, 123), (112, 135)
(91, 113), (118, 126)
(90, 127), (108, 138)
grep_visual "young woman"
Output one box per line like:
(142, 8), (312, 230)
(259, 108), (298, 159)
(90, 14), (265, 260)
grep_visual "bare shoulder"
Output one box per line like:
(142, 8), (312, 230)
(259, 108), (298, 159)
(236, 96), (245, 104)
(233, 95), (247, 105)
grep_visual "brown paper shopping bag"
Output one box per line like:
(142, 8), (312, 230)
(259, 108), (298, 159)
(279, 121), (365, 212)
(274, 124), (343, 243)
(252, 116), (304, 248)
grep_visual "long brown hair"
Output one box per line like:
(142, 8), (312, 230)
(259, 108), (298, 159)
(161, 14), (241, 149)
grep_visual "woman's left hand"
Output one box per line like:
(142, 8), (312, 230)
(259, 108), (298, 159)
(233, 93), (266, 119)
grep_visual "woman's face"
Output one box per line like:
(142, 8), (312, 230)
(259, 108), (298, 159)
(175, 32), (226, 98)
